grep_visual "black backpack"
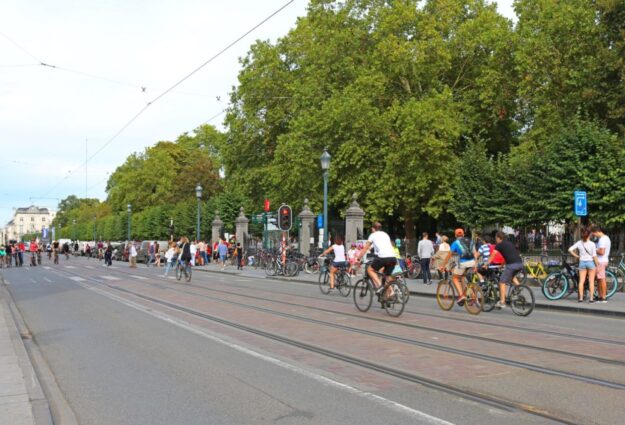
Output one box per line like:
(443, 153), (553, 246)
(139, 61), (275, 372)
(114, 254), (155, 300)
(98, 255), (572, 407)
(457, 237), (474, 260)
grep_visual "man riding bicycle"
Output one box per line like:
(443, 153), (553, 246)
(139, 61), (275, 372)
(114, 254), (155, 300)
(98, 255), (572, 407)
(355, 222), (397, 295)
(440, 229), (477, 306)
(487, 231), (524, 309)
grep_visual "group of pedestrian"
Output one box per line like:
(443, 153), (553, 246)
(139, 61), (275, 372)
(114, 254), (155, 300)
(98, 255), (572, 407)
(568, 225), (611, 304)
(0, 241), (25, 267)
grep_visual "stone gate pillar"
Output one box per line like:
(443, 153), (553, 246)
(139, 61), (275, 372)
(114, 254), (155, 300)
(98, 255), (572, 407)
(211, 211), (223, 245)
(235, 207), (249, 247)
(298, 199), (315, 256)
(345, 193), (365, 248)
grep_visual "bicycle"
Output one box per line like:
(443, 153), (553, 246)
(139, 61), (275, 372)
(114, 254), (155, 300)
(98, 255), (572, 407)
(265, 256), (298, 277)
(318, 258), (351, 297)
(608, 253), (625, 292)
(542, 255), (618, 301)
(175, 258), (192, 282)
(517, 255), (559, 285)
(404, 255), (421, 279)
(480, 267), (535, 316)
(353, 260), (408, 317)
(435, 262), (483, 315)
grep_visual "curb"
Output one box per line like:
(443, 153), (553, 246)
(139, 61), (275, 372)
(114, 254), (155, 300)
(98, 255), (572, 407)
(1, 275), (80, 425)
(195, 267), (625, 319)
(0, 276), (53, 425)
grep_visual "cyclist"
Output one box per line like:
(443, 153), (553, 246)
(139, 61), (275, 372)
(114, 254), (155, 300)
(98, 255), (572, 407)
(355, 222), (397, 295)
(52, 240), (60, 264)
(441, 229), (477, 306)
(487, 231), (524, 309)
(320, 235), (347, 291)
(0, 245), (5, 268)
(475, 235), (504, 284)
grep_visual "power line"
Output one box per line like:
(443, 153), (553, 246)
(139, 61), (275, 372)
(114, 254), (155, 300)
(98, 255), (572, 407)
(0, 31), (42, 63)
(39, 0), (297, 199)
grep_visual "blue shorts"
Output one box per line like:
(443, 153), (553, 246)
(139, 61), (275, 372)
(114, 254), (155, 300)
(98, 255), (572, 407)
(332, 261), (347, 269)
(579, 260), (595, 270)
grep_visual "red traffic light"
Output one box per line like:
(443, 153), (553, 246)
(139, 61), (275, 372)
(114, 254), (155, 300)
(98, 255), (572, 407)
(277, 205), (292, 231)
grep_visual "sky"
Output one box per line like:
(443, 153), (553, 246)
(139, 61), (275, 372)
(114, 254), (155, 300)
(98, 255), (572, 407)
(0, 0), (516, 225)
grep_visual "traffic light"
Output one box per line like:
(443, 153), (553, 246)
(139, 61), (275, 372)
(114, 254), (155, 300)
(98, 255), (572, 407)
(278, 205), (292, 231)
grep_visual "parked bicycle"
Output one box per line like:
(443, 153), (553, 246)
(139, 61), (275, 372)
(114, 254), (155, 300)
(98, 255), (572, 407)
(265, 256), (299, 277)
(517, 254), (559, 285)
(480, 267), (535, 316)
(318, 258), (351, 296)
(608, 253), (625, 293)
(542, 254), (618, 301)
(353, 259), (408, 317)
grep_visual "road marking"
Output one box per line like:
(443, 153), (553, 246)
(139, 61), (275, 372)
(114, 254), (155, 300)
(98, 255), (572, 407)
(69, 276), (85, 282)
(129, 274), (147, 280)
(43, 266), (51, 270)
(100, 276), (119, 281)
(43, 277), (52, 283)
(30, 278), (37, 283)
(85, 266), (94, 269)
(72, 281), (455, 425)
(65, 266), (76, 269)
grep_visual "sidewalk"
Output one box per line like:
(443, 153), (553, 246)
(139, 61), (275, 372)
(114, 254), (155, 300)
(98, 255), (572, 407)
(195, 263), (625, 318)
(0, 280), (51, 425)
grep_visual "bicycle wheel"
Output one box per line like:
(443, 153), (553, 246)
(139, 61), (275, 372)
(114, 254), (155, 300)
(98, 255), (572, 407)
(265, 261), (277, 276)
(286, 261), (299, 277)
(185, 265), (192, 282)
(407, 261), (421, 280)
(176, 265), (182, 281)
(337, 272), (351, 297)
(353, 279), (373, 312)
(542, 272), (568, 300)
(601, 270), (619, 299)
(436, 279), (455, 311)
(517, 268), (529, 285)
(464, 283), (483, 315)
(510, 284), (535, 316)
(482, 280), (498, 312)
(304, 260), (320, 274)
(318, 272), (331, 294)
(383, 282), (407, 317)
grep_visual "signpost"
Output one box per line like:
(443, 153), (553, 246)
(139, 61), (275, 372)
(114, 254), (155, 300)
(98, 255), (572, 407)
(574, 191), (587, 216)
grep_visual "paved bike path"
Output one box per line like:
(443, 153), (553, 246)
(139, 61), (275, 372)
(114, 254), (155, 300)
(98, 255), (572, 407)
(195, 263), (625, 318)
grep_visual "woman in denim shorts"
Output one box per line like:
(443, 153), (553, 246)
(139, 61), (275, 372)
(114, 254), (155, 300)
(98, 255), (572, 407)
(568, 228), (599, 303)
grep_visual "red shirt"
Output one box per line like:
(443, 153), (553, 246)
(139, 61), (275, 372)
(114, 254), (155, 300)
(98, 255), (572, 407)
(18, 242), (25, 252)
(490, 244), (505, 264)
(30, 242), (38, 252)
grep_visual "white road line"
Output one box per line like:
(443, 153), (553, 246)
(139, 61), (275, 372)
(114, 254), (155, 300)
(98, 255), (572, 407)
(85, 266), (94, 269)
(69, 276), (85, 282)
(43, 266), (51, 270)
(70, 280), (455, 425)
(30, 278), (37, 283)
(43, 277), (52, 283)
(65, 266), (76, 269)
(100, 276), (119, 281)
(129, 274), (147, 280)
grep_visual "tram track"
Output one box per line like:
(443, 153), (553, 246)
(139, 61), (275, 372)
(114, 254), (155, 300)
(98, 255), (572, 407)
(54, 266), (625, 392)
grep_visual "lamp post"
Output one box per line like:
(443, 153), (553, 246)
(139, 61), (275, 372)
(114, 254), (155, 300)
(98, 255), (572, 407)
(72, 219), (76, 241)
(169, 218), (174, 242)
(320, 148), (331, 249)
(127, 204), (132, 241)
(195, 184), (203, 241)
(93, 215), (97, 242)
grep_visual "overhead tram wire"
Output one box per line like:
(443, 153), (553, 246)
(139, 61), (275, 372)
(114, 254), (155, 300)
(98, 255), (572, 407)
(38, 0), (297, 199)
(0, 30), (43, 63)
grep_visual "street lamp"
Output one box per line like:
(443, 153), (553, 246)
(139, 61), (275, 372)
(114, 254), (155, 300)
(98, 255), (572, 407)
(195, 184), (203, 241)
(320, 148), (331, 248)
(72, 219), (76, 241)
(169, 218), (174, 242)
(127, 204), (132, 241)
(93, 215), (97, 242)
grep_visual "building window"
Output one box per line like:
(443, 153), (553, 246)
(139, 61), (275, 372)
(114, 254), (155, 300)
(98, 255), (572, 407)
(42, 217), (46, 222)
(20, 217), (23, 222)
(31, 217), (35, 222)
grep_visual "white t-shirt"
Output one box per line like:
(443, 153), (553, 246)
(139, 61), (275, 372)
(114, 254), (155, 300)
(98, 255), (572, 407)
(130, 245), (137, 257)
(596, 235), (611, 263)
(347, 248), (357, 260)
(165, 247), (175, 261)
(332, 244), (346, 262)
(368, 231), (395, 258)
(570, 240), (596, 262)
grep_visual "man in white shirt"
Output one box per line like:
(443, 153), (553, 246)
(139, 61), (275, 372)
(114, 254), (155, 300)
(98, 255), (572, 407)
(591, 225), (611, 303)
(417, 232), (435, 285)
(356, 222), (397, 293)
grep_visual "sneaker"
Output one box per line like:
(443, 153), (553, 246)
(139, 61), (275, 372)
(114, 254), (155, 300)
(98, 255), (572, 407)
(600, 299), (608, 304)
(589, 299), (595, 304)
(495, 301), (506, 310)
(375, 286), (385, 295)
(457, 297), (466, 306)
(578, 299), (584, 303)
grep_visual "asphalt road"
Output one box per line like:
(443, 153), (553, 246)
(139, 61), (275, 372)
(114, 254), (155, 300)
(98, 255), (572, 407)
(2, 256), (625, 425)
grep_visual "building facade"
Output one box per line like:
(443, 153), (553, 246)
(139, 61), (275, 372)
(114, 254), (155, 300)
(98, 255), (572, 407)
(2, 206), (56, 243)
